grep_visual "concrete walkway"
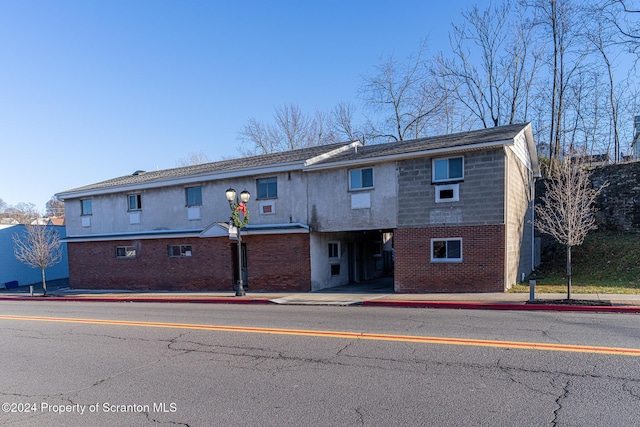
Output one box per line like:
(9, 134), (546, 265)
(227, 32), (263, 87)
(1, 285), (640, 313)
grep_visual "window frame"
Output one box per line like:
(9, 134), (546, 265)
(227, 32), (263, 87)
(435, 183), (460, 203)
(168, 244), (193, 258)
(432, 156), (464, 183)
(80, 199), (92, 216)
(430, 238), (463, 262)
(328, 242), (340, 260)
(128, 194), (142, 211)
(115, 246), (137, 258)
(257, 177), (278, 199)
(185, 186), (202, 207)
(349, 167), (374, 191)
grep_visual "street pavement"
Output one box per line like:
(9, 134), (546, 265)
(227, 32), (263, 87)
(1, 281), (640, 313)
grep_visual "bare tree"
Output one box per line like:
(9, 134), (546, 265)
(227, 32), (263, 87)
(434, 2), (541, 130)
(598, 0), (640, 58)
(237, 103), (338, 155)
(13, 225), (63, 296)
(4, 202), (40, 224)
(360, 41), (446, 142)
(331, 102), (361, 142)
(45, 196), (65, 218)
(0, 198), (6, 214)
(176, 151), (210, 167)
(535, 160), (609, 299)
(527, 0), (588, 161)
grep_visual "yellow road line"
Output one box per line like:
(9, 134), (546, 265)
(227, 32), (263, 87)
(1, 314), (639, 356)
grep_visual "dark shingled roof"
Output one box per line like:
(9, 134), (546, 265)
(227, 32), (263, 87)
(58, 140), (357, 194)
(311, 123), (529, 165)
(58, 123), (531, 196)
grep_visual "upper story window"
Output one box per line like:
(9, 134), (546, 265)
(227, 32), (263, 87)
(186, 186), (202, 207)
(433, 156), (464, 182)
(349, 167), (373, 190)
(128, 194), (142, 211)
(81, 199), (92, 216)
(257, 177), (277, 199)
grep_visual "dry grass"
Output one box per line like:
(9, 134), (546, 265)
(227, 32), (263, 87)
(510, 232), (640, 294)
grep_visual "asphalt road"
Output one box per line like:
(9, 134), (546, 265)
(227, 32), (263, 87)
(0, 301), (639, 426)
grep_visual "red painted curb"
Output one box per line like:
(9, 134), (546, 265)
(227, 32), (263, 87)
(0, 296), (272, 304)
(362, 300), (640, 313)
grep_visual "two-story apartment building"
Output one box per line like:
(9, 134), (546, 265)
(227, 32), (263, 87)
(56, 123), (539, 293)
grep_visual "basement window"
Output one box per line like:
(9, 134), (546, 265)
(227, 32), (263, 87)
(116, 246), (137, 258)
(168, 245), (192, 258)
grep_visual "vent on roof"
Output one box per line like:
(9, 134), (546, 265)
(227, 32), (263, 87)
(132, 170), (146, 176)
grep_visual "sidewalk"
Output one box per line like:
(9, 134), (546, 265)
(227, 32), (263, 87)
(1, 285), (640, 313)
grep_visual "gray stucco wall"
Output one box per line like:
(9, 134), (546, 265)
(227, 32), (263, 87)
(397, 149), (505, 227)
(307, 162), (398, 232)
(64, 171), (310, 235)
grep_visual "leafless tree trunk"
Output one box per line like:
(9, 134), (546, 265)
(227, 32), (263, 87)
(535, 160), (609, 299)
(13, 225), (63, 296)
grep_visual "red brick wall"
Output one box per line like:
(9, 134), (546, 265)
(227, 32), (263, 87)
(68, 233), (311, 292)
(394, 225), (505, 293)
(246, 233), (311, 292)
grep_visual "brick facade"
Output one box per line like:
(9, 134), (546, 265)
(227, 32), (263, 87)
(68, 233), (311, 292)
(394, 225), (505, 293)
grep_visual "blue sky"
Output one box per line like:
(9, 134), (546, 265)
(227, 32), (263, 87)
(0, 0), (470, 212)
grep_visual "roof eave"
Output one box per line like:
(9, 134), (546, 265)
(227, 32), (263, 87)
(303, 139), (512, 171)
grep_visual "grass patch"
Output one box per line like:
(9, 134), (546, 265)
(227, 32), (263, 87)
(510, 231), (640, 294)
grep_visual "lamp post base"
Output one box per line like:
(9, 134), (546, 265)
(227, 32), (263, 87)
(235, 281), (246, 297)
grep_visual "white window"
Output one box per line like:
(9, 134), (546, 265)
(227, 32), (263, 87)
(433, 157), (463, 182)
(349, 167), (373, 190)
(116, 246), (136, 258)
(435, 184), (460, 203)
(431, 238), (462, 262)
(168, 245), (192, 258)
(128, 194), (142, 211)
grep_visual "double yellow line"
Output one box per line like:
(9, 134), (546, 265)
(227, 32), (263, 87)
(2, 314), (639, 356)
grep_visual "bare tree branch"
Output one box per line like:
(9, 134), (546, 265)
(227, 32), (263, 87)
(13, 225), (63, 296)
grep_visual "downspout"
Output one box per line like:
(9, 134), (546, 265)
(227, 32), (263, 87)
(531, 171), (537, 271)
(503, 145), (509, 291)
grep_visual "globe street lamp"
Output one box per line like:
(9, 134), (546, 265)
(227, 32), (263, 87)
(225, 188), (250, 296)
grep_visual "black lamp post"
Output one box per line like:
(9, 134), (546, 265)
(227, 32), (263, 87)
(225, 188), (250, 296)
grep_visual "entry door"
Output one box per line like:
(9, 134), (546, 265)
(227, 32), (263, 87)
(231, 243), (248, 290)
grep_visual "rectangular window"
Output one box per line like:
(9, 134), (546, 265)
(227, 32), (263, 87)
(431, 238), (462, 262)
(81, 199), (92, 216)
(257, 177), (277, 199)
(128, 194), (142, 211)
(435, 184), (460, 203)
(433, 157), (464, 182)
(328, 242), (340, 259)
(185, 186), (202, 207)
(349, 167), (373, 190)
(115, 246), (136, 258)
(168, 245), (192, 258)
